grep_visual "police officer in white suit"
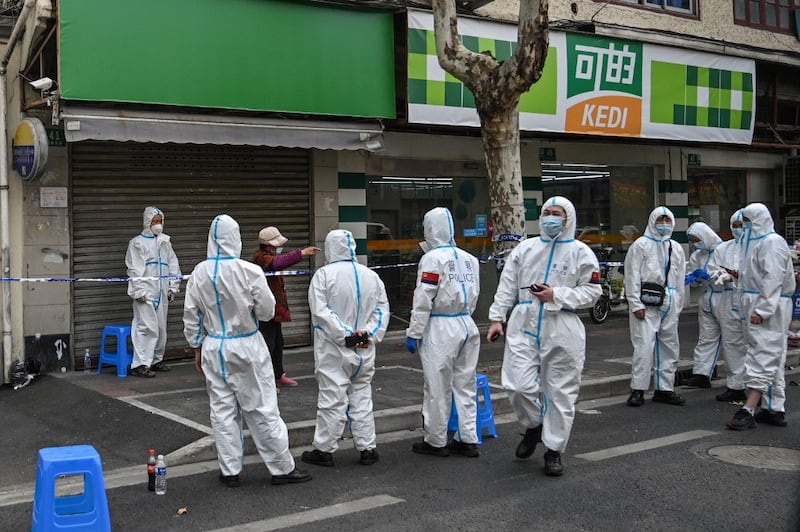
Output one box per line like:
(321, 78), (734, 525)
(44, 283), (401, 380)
(406, 207), (482, 459)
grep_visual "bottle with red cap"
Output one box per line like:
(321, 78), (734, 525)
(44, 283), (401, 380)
(147, 449), (156, 491)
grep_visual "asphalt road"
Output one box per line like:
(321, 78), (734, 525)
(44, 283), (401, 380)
(4, 382), (797, 531)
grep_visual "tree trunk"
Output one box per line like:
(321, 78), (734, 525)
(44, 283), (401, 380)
(431, 0), (549, 271)
(478, 102), (525, 270)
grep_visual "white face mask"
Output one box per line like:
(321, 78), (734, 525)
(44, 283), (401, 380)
(150, 223), (163, 235)
(275, 247), (284, 254)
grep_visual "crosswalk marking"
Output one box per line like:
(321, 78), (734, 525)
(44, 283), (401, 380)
(207, 494), (405, 532)
(575, 430), (718, 462)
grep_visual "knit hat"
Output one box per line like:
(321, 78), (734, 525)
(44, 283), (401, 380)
(258, 226), (288, 246)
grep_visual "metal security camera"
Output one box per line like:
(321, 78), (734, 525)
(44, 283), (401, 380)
(30, 77), (54, 91)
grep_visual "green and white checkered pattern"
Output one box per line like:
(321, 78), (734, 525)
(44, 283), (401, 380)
(338, 172), (367, 262)
(407, 28), (557, 114)
(650, 62), (753, 130)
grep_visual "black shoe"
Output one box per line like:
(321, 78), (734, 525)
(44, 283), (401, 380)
(412, 441), (449, 457)
(301, 449), (334, 467)
(543, 449), (564, 477)
(652, 390), (685, 405)
(130, 365), (155, 378)
(726, 408), (756, 430)
(681, 374), (710, 388)
(271, 467), (312, 485)
(359, 448), (379, 465)
(716, 388), (747, 403)
(754, 409), (787, 427)
(515, 426), (542, 459)
(218, 473), (239, 488)
(447, 440), (480, 458)
(150, 361), (171, 372)
(626, 390), (645, 407)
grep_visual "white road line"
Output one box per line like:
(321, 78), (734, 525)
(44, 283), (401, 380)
(119, 387), (206, 399)
(575, 429), (718, 462)
(116, 396), (214, 435)
(207, 494), (405, 532)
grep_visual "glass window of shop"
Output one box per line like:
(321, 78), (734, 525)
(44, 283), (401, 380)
(366, 176), (496, 330)
(687, 169), (746, 239)
(541, 164), (656, 257)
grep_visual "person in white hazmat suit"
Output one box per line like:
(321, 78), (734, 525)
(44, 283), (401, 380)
(624, 206), (687, 407)
(183, 214), (311, 487)
(726, 203), (794, 430)
(706, 211), (748, 403)
(126, 206), (181, 378)
(486, 196), (601, 477)
(301, 229), (389, 468)
(681, 221), (724, 388)
(405, 207), (481, 459)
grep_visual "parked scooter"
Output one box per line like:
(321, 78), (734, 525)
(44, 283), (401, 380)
(591, 247), (627, 324)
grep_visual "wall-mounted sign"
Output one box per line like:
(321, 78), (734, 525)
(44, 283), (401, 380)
(687, 153), (701, 166)
(539, 147), (556, 161)
(46, 127), (67, 146)
(40, 187), (68, 208)
(12, 118), (49, 181)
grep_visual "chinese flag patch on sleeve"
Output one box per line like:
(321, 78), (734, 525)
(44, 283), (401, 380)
(590, 271), (601, 284)
(421, 271), (440, 285)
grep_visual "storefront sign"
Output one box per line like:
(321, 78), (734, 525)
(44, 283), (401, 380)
(407, 10), (755, 145)
(12, 118), (49, 181)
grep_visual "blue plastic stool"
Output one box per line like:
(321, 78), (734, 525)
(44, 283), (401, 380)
(97, 324), (133, 377)
(32, 445), (111, 532)
(447, 373), (498, 444)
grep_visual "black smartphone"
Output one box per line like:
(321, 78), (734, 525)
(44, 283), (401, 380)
(521, 284), (544, 292)
(345, 333), (368, 348)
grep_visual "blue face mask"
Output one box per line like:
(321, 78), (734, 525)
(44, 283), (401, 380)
(540, 215), (564, 237)
(732, 228), (744, 239)
(742, 221), (752, 231)
(655, 223), (672, 236)
(691, 241), (706, 252)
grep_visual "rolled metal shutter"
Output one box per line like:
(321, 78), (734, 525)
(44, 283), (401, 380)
(70, 142), (311, 366)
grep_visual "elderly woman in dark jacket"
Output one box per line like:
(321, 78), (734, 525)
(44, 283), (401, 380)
(251, 226), (319, 388)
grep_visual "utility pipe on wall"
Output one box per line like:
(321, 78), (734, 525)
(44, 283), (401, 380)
(0, 0), (37, 383)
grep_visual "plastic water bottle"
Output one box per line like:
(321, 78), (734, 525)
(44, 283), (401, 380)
(84, 349), (91, 374)
(155, 454), (167, 495)
(147, 449), (157, 492)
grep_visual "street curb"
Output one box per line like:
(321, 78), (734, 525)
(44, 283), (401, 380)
(168, 348), (800, 467)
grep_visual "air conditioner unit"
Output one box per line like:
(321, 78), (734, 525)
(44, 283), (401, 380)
(785, 156), (800, 204)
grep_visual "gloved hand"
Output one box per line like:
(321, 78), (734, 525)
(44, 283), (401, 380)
(405, 337), (420, 354)
(167, 291), (175, 303)
(713, 272), (734, 287)
(693, 268), (711, 281)
(136, 296), (147, 303)
(684, 273), (697, 285)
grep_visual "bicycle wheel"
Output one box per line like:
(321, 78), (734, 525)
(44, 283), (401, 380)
(590, 296), (610, 324)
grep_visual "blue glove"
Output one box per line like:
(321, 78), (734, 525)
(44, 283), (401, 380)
(684, 273), (697, 285)
(693, 268), (711, 281)
(405, 337), (420, 354)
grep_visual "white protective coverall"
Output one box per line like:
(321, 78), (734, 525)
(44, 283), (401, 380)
(686, 221), (724, 378)
(738, 203), (794, 413)
(406, 207), (481, 447)
(308, 229), (389, 453)
(183, 214), (295, 477)
(707, 211), (746, 390)
(625, 207), (686, 393)
(126, 206), (181, 369)
(488, 196), (601, 453)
